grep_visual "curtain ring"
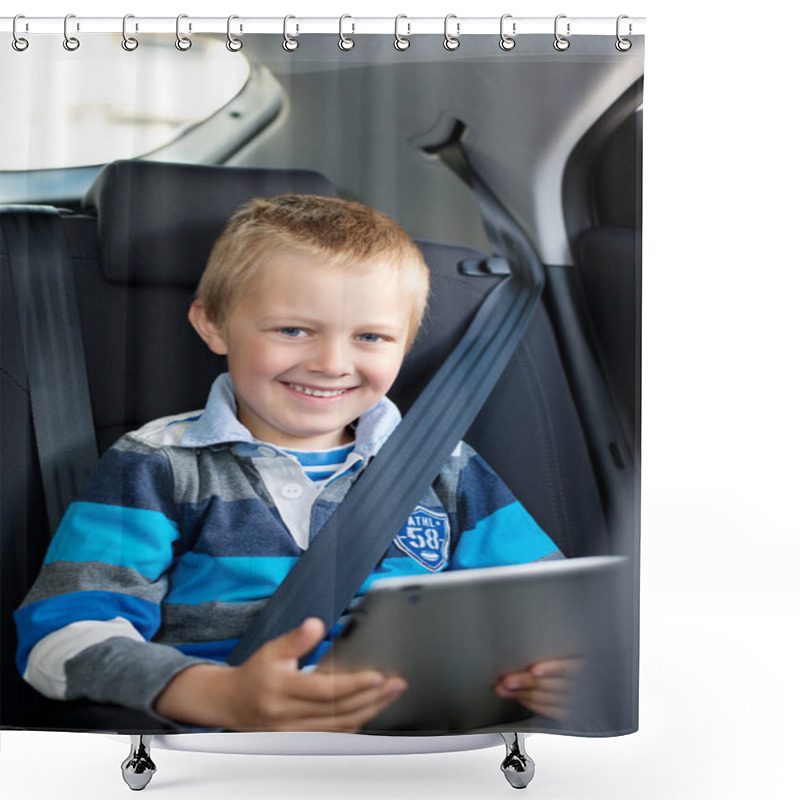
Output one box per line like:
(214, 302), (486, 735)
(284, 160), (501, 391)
(499, 14), (515, 51)
(283, 15), (299, 51)
(226, 15), (243, 51)
(394, 15), (410, 51)
(12, 14), (29, 51)
(339, 14), (355, 51)
(615, 15), (632, 52)
(121, 14), (139, 51)
(443, 14), (460, 51)
(175, 14), (192, 51)
(63, 14), (80, 51)
(554, 14), (570, 51)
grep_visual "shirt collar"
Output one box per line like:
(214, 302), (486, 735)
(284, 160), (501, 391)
(180, 372), (401, 459)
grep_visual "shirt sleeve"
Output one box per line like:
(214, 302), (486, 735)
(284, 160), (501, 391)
(13, 435), (214, 714)
(447, 445), (564, 570)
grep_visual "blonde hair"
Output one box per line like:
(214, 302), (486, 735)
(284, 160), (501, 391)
(196, 195), (429, 345)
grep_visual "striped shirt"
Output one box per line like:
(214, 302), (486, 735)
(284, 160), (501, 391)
(15, 373), (562, 717)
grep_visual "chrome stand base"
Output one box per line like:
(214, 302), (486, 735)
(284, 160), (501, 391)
(121, 735), (157, 791)
(500, 732), (535, 789)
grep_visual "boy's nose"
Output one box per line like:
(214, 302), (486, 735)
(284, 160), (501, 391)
(307, 338), (351, 376)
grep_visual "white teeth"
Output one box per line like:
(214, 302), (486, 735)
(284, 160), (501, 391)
(288, 383), (348, 398)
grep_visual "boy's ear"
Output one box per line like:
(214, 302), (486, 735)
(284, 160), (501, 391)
(188, 300), (229, 356)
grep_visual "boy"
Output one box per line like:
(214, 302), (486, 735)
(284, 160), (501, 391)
(15, 195), (576, 732)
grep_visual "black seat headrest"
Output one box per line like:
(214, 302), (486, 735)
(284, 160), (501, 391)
(83, 160), (338, 287)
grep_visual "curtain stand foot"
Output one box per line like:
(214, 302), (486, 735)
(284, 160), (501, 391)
(500, 732), (535, 789)
(121, 735), (157, 791)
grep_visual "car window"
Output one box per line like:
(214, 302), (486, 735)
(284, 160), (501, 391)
(1, 34), (250, 171)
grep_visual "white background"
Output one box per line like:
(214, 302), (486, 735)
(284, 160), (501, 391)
(2, 1), (798, 798)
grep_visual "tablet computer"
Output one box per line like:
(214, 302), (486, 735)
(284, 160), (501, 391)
(318, 555), (628, 733)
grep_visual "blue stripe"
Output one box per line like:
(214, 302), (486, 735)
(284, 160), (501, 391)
(175, 639), (237, 661)
(164, 554), (300, 605)
(282, 445), (354, 466)
(164, 552), (437, 606)
(184, 497), (302, 558)
(361, 556), (441, 592)
(167, 414), (201, 427)
(14, 591), (162, 675)
(305, 470), (336, 482)
(449, 501), (559, 569)
(77, 448), (175, 516)
(45, 502), (180, 581)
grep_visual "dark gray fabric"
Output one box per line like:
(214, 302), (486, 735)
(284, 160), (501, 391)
(1, 208), (98, 535)
(84, 160), (338, 286)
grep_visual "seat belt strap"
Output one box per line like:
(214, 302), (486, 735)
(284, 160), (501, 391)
(1, 207), (98, 537)
(228, 145), (545, 665)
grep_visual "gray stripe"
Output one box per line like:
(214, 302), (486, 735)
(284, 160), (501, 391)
(64, 636), (213, 711)
(157, 600), (264, 645)
(169, 446), (278, 507)
(20, 561), (168, 607)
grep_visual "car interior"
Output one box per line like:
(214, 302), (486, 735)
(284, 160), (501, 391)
(0, 26), (643, 790)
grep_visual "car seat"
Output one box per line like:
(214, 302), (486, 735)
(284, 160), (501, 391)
(1, 159), (628, 789)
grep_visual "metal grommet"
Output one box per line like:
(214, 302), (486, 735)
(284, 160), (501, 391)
(499, 14), (515, 51)
(615, 14), (632, 52)
(121, 14), (139, 51)
(226, 15), (243, 51)
(63, 13), (80, 51)
(554, 14), (570, 51)
(339, 14), (355, 51)
(283, 15), (299, 52)
(12, 14), (29, 51)
(394, 14), (410, 51)
(444, 14), (460, 51)
(175, 13), (192, 51)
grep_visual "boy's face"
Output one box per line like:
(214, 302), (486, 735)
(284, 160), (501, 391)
(191, 250), (414, 450)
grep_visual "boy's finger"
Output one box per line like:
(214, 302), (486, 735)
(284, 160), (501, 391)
(499, 675), (572, 696)
(530, 658), (581, 678)
(289, 672), (406, 704)
(285, 677), (407, 718)
(254, 617), (326, 663)
(286, 682), (407, 733)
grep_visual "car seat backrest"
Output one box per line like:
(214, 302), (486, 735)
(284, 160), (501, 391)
(1, 159), (606, 728)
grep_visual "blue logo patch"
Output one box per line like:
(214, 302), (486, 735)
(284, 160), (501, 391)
(394, 505), (450, 572)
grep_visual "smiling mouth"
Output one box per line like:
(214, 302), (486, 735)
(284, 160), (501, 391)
(285, 383), (353, 398)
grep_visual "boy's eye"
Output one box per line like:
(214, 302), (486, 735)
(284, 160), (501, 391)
(356, 333), (384, 343)
(278, 327), (307, 338)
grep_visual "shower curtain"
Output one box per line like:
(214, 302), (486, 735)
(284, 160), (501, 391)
(0, 10), (644, 788)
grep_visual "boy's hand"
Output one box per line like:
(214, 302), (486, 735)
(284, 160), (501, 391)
(494, 657), (581, 721)
(228, 617), (406, 731)
(155, 618), (407, 732)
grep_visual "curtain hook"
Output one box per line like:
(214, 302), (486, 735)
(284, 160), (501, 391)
(615, 14), (632, 51)
(226, 15), (243, 51)
(339, 14), (355, 51)
(499, 14), (516, 51)
(394, 14), (410, 51)
(283, 15), (299, 52)
(175, 13), (192, 51)
(63, 14), (80, 51)
(121, 14), (139, 51)
(12, 14), (29, 51)
(554, 14), (570, 51)
(444, 14), (460, 51)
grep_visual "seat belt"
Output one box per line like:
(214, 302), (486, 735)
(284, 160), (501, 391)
(228, 143), (545, 665)
(1, 207), (98, 537)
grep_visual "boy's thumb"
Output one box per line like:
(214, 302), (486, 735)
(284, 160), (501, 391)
(258, 617), (326, 663)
